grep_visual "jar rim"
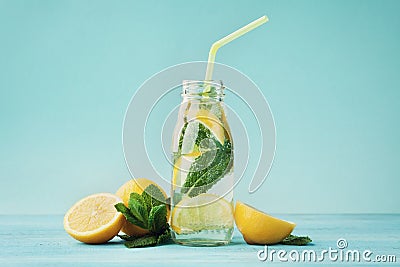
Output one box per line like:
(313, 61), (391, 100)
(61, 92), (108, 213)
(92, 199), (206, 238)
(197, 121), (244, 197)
(182, 80), (224, 89)
(181, 80), (225, 100)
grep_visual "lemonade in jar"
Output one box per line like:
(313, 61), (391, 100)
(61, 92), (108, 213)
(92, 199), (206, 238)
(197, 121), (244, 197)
(170, 15), (268, 246)
(170, 80), (234, 246)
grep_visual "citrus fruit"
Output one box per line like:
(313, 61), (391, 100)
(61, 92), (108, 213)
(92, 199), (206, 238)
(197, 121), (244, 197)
(63, 193), (124, 244)
(180, 121), (200, 155)
(194, 109), (226, 144)
(116, 178), (168, 237)
(234, 201), (296, 245)
(171, 193), (234, 234)
(172, 152), (201, 189)
(116, 178), (166, 205)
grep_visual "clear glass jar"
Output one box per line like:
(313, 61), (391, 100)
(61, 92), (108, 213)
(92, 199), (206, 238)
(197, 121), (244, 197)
(170, 80), (234, 246)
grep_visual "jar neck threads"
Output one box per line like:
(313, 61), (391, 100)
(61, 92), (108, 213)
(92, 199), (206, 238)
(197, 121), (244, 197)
(182, 80), (225, 101)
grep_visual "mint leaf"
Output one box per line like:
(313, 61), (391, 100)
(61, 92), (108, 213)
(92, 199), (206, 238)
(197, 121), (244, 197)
(195, 123), (213, 146)
(119, 228), (171, 247)
(124, 235), (158, 248)
(142, 184), (166, 212)
(178, 122), (188, 150)
(128, 192), (148, 211)
(280, 235), (312, 246)
(114, 203), (145, 228)
(157, 228), (171, 245)
(120, 230), (171, 248)
(182, 140), (232, 197)
(117, 234), (133, 241)
(127, 197), (148, 229)
(148, 205), (167, 235)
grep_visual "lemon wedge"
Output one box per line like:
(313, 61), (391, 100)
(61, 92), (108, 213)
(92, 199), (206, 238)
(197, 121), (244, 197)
(234, 201), (296, 245)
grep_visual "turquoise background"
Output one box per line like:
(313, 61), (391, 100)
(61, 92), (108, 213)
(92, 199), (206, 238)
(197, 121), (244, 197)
(0, 0), (399, 214)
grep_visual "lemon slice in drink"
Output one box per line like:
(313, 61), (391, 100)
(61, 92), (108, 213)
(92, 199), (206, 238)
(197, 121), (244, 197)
(172, 152), (202, 189)
(180, 121), (199, 155)
(195, 109), (225, 144)
(171, 194), (234, 234)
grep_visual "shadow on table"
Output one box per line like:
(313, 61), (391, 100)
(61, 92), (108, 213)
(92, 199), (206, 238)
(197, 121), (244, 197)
(76, 240), (125, 247)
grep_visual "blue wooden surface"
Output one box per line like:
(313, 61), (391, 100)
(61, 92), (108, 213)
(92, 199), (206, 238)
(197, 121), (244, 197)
(0, 214), (399, 266)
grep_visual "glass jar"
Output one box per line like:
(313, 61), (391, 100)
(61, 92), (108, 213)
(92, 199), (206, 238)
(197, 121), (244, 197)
(170, 80), (234, 246)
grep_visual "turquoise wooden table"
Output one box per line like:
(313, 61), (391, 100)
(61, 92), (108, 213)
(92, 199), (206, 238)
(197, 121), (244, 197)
(1, 214), (399, 266)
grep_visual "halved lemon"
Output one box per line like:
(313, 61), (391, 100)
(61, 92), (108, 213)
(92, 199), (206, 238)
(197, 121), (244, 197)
(234, 201), (296, 245)
(171, 193), (234, 234)
(63, 193), (124, 244)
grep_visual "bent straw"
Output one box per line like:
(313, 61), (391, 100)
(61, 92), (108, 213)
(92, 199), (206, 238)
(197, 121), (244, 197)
(204, 16), (268, 81)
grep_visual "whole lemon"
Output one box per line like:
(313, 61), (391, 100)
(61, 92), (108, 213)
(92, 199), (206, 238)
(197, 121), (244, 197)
(116, 178), (169, 237)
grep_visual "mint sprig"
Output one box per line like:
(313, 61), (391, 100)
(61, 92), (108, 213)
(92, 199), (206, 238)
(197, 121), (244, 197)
(114, 184), (170, 248)
(280, 235), (312, 246)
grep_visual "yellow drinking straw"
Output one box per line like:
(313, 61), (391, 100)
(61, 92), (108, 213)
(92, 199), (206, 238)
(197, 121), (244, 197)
(204, 15), (269, 81)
